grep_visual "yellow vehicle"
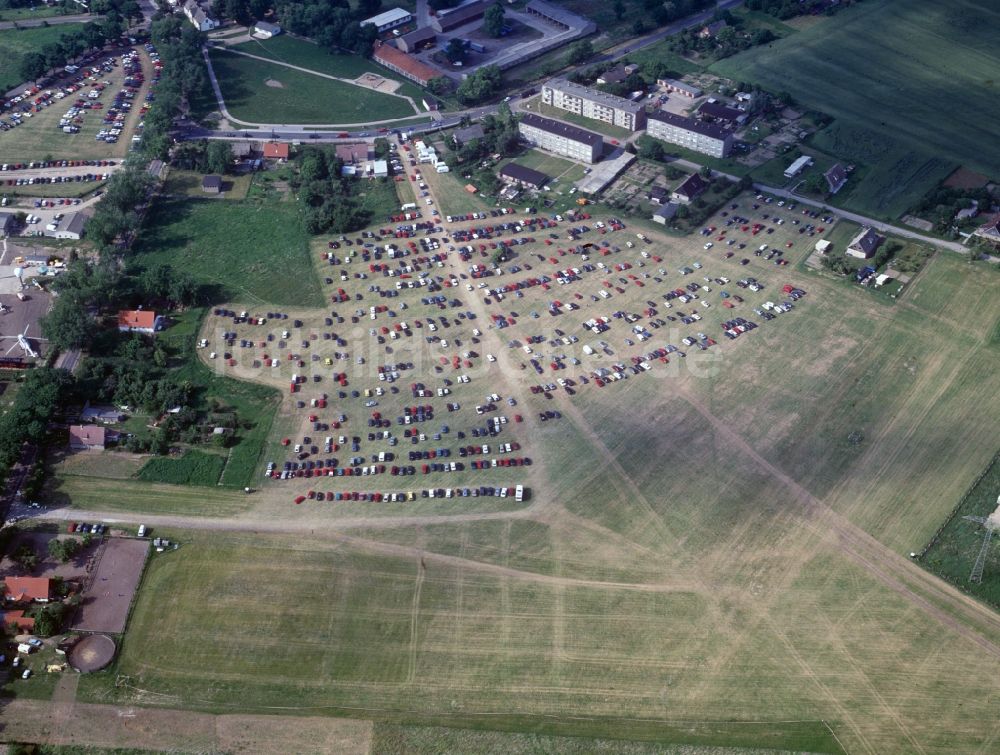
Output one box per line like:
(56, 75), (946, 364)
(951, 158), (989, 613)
(406, 491), (415, 501)
(324, 357), (333, 366)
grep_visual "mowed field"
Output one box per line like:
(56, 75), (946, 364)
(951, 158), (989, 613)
(69, 179), (1000, 753)
(128, 196), (323, 307)
(710, 0), (1000, 180)
(230, 35), (429, 106)
(208, 49), (419, 125)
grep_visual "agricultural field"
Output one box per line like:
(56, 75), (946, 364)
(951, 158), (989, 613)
(0, 23), (88, 92)
(60, 157), (1000, 752)
(127, 197), (323, 308)
(711, 0), (999, 196)
(207, 49), (420, 125)
(230, 35), (429, 106)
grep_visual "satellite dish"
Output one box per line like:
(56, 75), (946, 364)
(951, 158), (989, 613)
(13, 266), (23, 280)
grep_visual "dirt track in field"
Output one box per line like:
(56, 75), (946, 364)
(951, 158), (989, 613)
(0, 699), (373, 753)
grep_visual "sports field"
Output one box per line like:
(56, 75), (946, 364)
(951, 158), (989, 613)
(60, 179), (1000, 752)
(208, 49), (419, 125)
(231, 35), (428, 106)
(710, 0), (1000, 180)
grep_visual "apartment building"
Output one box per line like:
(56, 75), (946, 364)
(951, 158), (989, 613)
(518, 114), (603, 164)
(645, 110), (732, 158)
(541, 77), (646, 131)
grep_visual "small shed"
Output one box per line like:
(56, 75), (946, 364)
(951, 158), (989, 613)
(202, 175), (223, 193)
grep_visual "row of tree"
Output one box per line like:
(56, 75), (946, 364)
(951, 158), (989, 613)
(18, 1), (141, 83)
(0, 369), (73, 489)
(269, 0), (378, 56)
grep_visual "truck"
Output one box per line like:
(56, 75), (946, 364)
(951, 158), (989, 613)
(400, 202), (417, 211)
(137, 524), (147, 537)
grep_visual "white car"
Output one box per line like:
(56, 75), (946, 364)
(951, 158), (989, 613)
(703, 242), (713, 250)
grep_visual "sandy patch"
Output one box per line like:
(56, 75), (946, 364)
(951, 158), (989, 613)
(354, 72), (401, 94)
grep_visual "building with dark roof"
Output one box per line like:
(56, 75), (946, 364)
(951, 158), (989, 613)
(499, 162), (549, 189)
(846, 227), (884, 259)
(824, 163), (848, 194)
(395, 26), (435, 53)
(646, 110), (733, 158)
(699, 19), (727, 38)
(0, 211), (16, 236)
(647, 186), (669, 205)
(202, 175), (223, 193)
(542, 77), (646, 131)
(431, 0), (489, 32)
(372, 40), (443, 87)
(452, 124), (485, 146)
(698, 100), (745, 126)
(671, 172), (708, 204)
(518, 113), (603, 164)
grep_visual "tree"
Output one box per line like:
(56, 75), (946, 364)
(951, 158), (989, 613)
(19, 51), (47, 83)
(456, 65), (501, 104)
(483, 3), (505, 37)
(566, 39), (593, 66)
(803, 172), (826, 196)
(445, 37), (466, 63)
(41, 295), (95, 351)
(635, 135), (666, 162)
(612, 0), (625, 20)
(427, 76), (452, 96)
(33, 603), (66, 637)
(13, 544), (38, 572)
(47, 537), (81, 564)
(205, 141), (233, 175)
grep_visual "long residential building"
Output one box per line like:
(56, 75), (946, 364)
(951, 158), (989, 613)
(541, 77), (646, 131)
(645, 110), (732, 158)
(372, 41), (443, 87)
(518, 113), (603, 164)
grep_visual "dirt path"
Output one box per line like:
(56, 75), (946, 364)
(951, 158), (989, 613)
(0, 699), (372, 753)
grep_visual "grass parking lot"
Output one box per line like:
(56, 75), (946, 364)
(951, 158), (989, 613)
(711, 0), (998, 188)
(208, 49), (420, 125)
(55, 171), (1000, 751)
(0, 44), (154, 162)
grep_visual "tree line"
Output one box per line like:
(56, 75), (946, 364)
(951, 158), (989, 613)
(18, 0), (143, 83)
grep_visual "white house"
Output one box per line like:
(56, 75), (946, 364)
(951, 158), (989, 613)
(183, 0), (219, 31)
(254, 21), (281, 38)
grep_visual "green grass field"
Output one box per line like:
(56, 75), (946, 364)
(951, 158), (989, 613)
(505, 149), (587, 187)
(137, 450), (227, 486)
(127, 197), (323, 307)
(208, 49), (419, 125)
(230, 35), (429, 106)
(921, 454), (1000, 605)
(711, 0), (999, 182)
(0, 23), (87, 92)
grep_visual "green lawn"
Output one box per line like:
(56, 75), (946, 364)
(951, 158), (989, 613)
(208, 48), (419, 125)
(138, 449), (227, 486)
(127, 197), (324, 307)
(506, 149), (587, 187)
(230, 35), (429, 106)
(0, 6), (74, 21)
(710, 0), (1000, 180)
(0, 23), (88, 92)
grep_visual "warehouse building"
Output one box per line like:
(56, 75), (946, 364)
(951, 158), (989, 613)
(541, 77), (646, 131)
(431, 0), (489, 32)
(518, 113), (603, 164)
(362, 7), (412, 32)
(645, 110), (732, 158)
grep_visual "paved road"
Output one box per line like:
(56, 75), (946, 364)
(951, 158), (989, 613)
(596, 0), (745, 63)
(0, 12), (96, 30)
(751, 182), (968, 253)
